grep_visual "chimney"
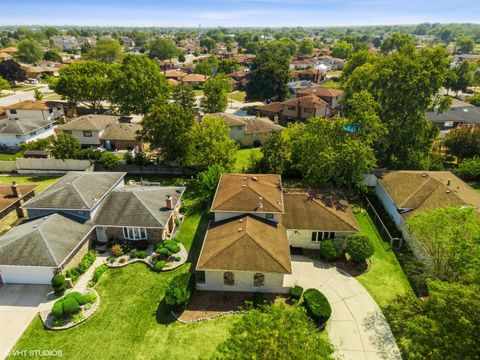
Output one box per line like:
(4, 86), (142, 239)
(166, 195), (173, 210)
(11, 182), (21, 198)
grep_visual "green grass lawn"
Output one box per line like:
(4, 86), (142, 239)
(354, 211), (414, 309)
(322, 80), (342, 89)
(0, 175), (60, 192)
(194, 89), (204, 97)
(11, 84), (39, 91)
(42, 92), (63, 100)
(233, 148), (262, 173)
(0, 151), (22, 161)
(228, 91), (246, 102)
(9, 264), (236, 360)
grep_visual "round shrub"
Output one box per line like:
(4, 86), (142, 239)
(289, 285), (304, 300)
(52, 301), (64, 317)
(154, 260), (166, 272)
(66, 291), (88, 306)
(111, 244), (123, 257)
(136, 250), (148, 259)
(162, 240), (181, 254)
(303, 288), (332, 324)
(51, 274), (67, 295)
(320, 239), (342, 261)
(85, 292), (97, 304)
(157, 247), (172, 258)
(346, 233), (374, 262)
(62, 297), (80, 314)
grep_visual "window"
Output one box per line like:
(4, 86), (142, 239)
(15, 135), (21, 139)
(236, 126), (243, 130)
(83, 130), (93, 137)
(48, 108), (53, 114)
(10, 109), (17, 115)
(311, 231), (335, 242)
(304, 107), (313, 113)
(196, 271), (206, 284)
(265, 213), (274, 220)
(76, 210), (84, 215)
(223, 271), (235, 286)
(287, 105), (296, 111)
(122, 227), (147, 240)
(45, 125), (51, 129)
(30, 131), (36, 136)
(253, 273), (265, 287)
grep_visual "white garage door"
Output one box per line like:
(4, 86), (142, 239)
(0, 266), (55, 285)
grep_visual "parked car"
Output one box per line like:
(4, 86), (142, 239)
(25, 78), (39, 84)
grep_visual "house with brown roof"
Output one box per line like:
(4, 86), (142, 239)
(296, 86), (343, 109)
(100, 123), (143, 151)
(181, 73), (209, 86)
(258, 94), (331, 123)
(372, 170), (480, 256)
(290, 68), (325, 84)
(210, 113), (283, 147)
(56, 115), (120, 147)
(0, 183), (37, 222)
(196, 173), (358, 293)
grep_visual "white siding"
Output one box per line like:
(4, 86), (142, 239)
(229, 125), (245, 142)
(287, 229), (351, 249)
(214, 212), (280, 223)
(0, 126), (55, 148)
(65, 130), (102, 146)
(196, 270), (287, 293)
(0, 266), (55, 284)
(375, 181), (405, 228)
(7, 107), (63, 122)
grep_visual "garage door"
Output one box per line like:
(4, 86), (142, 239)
(0, 266), (55, 284)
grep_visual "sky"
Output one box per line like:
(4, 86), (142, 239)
(1, 0), (479, 27)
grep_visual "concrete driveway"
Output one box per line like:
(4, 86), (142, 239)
(0, 284), (50, 359)
(283, 256), (401, 360)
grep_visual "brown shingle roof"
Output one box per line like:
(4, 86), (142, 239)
(197, 215), (291, 273)
(243, 118), (283, 134)
(0, 184), (37, 212)
(100, 123), (141, 141)
(58, 115), (119, 131)
(377, 171), (480, 219)
(5, 100), (55, 110)
(282, 189), (359, 231)
(283, 94), (327, 108)
(164, 70), (187, 78)
(211, 174), (284, 214)
(182, 74), (209, 83)
(257, 102), (284, 114)
(210, 113), (245, 127)
(297, 86), (343, 98)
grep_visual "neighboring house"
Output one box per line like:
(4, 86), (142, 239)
(232, 54), (256, 66)
(289, 56), (319, 70)
(0, 52), (12, 60)
(56, 115), (120, 147)
(100, 123), (143, 151)
(0, 100), (64, 149)
(118, 36), (135, 47)
(211, 113), (283, 147)
(426, 101), (480, 131)
(25, 66), (60, 78)
(371, 170), (480, 257)
(50, 35), (79, 51)
(196, 173), (358, 293)
(0, 183), (37, 221)
(181, 73), (209, 86)
(290, 68), (325, 84)
(164, 70), (188, 81)
(0, 171), (185, 284)
(296, 86), (343, 109)
(258, 94), (331, 123)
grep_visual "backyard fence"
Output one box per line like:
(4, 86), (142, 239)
(95, 164), (196, 176)
(0, 159), (92, 174)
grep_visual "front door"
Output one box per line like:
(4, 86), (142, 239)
(96, 227), (107, 243)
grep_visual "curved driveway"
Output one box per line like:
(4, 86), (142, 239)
(283, 255), (401, 360)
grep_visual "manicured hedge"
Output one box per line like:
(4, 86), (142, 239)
(303, 288), (332, 324)
(320, 239), (342, 260)
(65, 251), (97, 282)
(51, 291), (93, 317)
(89, 264), (108, 286)
(51, 274), (67, 295)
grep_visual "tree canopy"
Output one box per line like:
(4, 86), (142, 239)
(444, 127), (480, 160)
(172, 83), (197, 113)
(0, 59), (27, 85)
(200, 74), (232, 113)
(16, 39), (43, 64)
(87, 38), (123, 63)
(50, 133), (81, 160)
(149, 38), (179, 61)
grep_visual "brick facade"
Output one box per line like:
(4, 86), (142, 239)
(62, 229), (97, 271)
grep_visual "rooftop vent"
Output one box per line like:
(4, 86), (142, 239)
(422, 173), (427, 177)
(237, 228), (242, 232)
(252, 176), (258, 181)
(33, 224), (38, 228)
(239, 219), (244, 223)
(242, 184), (246, 188)
(446, 189), (451, 194)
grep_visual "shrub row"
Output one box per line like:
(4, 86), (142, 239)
(320, 239), (342, 261)
(130, 249), (148, 259)
(88, 264), (108, 287)
(65, 251), (97, 282)
(51, 291), (95, 317)
(155, 239), (181, 258)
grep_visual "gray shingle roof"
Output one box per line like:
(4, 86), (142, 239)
(57, 115), (120, 131)
(94, 186), (185, 228)
(23, 172), (126, 210)
(0, 213), (94, 267)
(426, 105), (480, 125)
(0, 117), (54, 135)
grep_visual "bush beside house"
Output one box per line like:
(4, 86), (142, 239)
(303, 288), (332, 324)
(346, 233), (374, 263)
(165, 272), (194, 312)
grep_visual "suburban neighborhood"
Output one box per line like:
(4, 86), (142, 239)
(0, 2), (479, 360)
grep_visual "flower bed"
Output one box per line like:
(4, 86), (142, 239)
(105, 243), (188, 271)
(40, 289), (100, 330)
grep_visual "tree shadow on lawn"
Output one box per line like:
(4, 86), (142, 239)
(187, 213), (209, 268)
(156, 298), (177, 325)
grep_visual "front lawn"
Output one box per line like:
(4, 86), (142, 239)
(354, 211), (414, 308)
(0, 175), (60, 192)
(0, 151), (22, 161)
(9, 264), (236, 360)
(228, 91), (246, 102)
(322, 80), (342, 89)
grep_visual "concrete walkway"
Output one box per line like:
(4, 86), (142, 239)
(283, 256), (401, 360)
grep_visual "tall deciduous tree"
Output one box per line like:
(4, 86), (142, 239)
(444, 60), (474, 96)
(0, 76), (10, 95)
(50, 60), (112, 109)
(88, 38), (123, 63)
(16, 39), (43, 64)
(247, 41), (291, 102)
(380, 33), (416, 54)
(110, 54), (170, 115)
(172, 83), (197, 113)
(188, 115), (237, 171)
(259, 131), (289, 174)
(343, 45), (450, 168)
(407, 206), (480, 283)
(50, 133), (81, 160)
(330, 41), (354, 59)
(148, 38), (179, 61)
(43, 50), (62, 62)
(456, 35), (475, 54)
(216, 303), (334, 360)
(0, 60), (26, 85)
(197, 164), (226, 203)
(444, 127), (480, 160)
(200, 74), (232, 113)
(298, 38), (315, 55)
(140, 103), (194, 165)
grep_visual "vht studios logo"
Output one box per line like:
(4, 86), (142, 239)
(11, 349), (63, 357)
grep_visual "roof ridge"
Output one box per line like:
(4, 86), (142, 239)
(36, 218), (60, 266)
(244, 217), (291, 272)
(131, 191), (165, 227)
(70, 180), (91, 209)
(310, 193), (358, 231)
(399, 176), (436, 208)
(198, 230), (246, 268)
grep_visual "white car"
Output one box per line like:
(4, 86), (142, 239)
(25, 78), (39, 84)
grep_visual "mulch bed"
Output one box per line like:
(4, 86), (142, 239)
(302, 249), (370, 277)
(177, 291), (281, 323)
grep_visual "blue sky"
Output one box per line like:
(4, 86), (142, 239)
(1, 0), (479, 27)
